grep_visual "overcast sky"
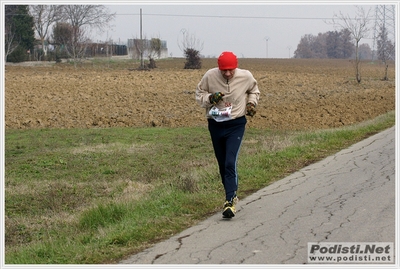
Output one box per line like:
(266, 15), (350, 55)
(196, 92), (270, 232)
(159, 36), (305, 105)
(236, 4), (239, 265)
(93, 2), (378, 58)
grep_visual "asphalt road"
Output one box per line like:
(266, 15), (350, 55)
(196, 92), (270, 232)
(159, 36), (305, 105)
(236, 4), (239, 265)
(119, 126), (396, 266)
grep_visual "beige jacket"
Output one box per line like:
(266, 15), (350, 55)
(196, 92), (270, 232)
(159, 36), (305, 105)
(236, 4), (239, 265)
(196, 67), (260, 120)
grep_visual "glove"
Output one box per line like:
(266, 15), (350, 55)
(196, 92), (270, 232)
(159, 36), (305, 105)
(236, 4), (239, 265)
(246, 102), (256, 117)
(209, 92), (224, 105)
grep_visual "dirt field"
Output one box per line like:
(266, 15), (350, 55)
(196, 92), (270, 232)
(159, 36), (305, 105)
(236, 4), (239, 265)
(5, 58), (395, 131)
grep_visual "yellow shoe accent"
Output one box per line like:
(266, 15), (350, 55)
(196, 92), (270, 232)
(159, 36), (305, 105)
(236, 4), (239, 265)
(222, 201), (236, 218)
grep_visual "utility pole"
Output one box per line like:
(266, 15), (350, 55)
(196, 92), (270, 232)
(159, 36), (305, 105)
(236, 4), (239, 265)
(140, 8), (144, 68)
(373, 5), (395, 60)
(265, 36), (269, 58)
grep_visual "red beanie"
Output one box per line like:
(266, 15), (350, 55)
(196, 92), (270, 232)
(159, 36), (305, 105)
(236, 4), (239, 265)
(218, 51), (238, 70)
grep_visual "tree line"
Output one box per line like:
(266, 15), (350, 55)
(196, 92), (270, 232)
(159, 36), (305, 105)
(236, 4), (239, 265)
(294, 28), (394, 62)
(294, 29), (373, 60)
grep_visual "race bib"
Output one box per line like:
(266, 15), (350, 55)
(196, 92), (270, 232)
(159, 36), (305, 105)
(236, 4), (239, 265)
(209, 105), (232, 122)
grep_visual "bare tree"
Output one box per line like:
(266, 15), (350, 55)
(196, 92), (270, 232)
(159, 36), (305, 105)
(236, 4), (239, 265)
(330, 6), (372, 83)
(52, 22), (89, 67)
(29, 5), (64, 58)
(61, 5), (115, 64)
(148, 38), (161, 59)
(147, 37), (162, 68)
(178, 29), (203, 69)
(131, 35), (147, 69)
(63, 5), (115, 34)
(130, 35), (162, 69)
(68, 26), (91, 67)
(377, 25), (395, 80)
(177, 28), (204, 53)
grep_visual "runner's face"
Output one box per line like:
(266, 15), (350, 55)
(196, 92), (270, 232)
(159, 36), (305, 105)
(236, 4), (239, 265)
(220, 69), (235, 80)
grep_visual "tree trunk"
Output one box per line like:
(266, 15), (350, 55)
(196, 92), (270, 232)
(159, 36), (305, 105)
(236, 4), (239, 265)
(383, 62), (389, 81)
(41, 37), (47, 57)
(355, 41), (361, 83)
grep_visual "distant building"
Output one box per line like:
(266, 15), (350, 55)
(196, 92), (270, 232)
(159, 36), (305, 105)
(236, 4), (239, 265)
(85, 42), (127, 57)
(127, 38), (168, 59)
(30, 38), (169, 60)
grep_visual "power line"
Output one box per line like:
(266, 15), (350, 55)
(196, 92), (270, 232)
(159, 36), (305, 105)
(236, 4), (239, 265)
(6, 12), (352, 21)
(114, 12), (337, 20)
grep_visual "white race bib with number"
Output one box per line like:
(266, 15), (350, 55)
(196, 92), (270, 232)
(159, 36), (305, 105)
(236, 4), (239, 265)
(209, 106), (232, 122)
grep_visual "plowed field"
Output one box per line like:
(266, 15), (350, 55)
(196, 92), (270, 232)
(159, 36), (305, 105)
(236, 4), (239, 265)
(5, 58), (395, 131)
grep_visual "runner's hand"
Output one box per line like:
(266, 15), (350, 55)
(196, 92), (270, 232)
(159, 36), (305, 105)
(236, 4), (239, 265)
(246, 102), (256, 117)
(209, 92), (224, 104)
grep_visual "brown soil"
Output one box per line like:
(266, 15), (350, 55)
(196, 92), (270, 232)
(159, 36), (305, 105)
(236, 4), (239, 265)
(5, 58), (395, 131)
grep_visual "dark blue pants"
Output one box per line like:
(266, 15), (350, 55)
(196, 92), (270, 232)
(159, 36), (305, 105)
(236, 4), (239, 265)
(208, 116), (247, 202)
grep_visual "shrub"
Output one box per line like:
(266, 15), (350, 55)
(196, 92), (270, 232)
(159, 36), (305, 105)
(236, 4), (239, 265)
(184, 48), (201, 69)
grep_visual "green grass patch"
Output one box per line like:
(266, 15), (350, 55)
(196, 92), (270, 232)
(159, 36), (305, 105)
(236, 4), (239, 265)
(4, 111), (395, 264)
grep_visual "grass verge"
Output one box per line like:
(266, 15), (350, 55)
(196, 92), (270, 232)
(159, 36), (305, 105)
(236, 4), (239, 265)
(4, 111), (395, 264)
